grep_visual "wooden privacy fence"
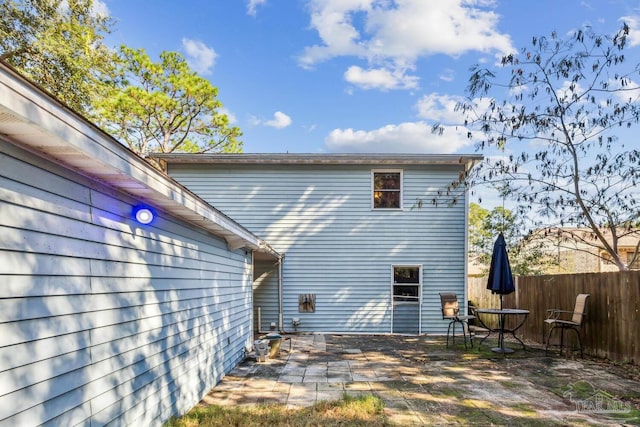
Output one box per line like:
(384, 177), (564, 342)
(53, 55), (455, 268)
(468, 271), (640, 364)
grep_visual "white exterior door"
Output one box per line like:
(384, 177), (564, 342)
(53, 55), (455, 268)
(391, 265), (422, 334)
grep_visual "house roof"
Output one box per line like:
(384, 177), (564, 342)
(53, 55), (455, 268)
(533, 227), (640, 250)
(0, 61), (280, 259)
(153, 153), (483, 170)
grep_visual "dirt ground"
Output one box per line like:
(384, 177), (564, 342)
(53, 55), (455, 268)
(203, 333), (640, 426)
(327, 334), (640, 425)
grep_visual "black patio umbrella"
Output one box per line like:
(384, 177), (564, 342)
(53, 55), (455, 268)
(486, 232), (515, 310)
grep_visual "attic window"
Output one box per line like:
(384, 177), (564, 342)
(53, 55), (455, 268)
(372, 170), (402, 209)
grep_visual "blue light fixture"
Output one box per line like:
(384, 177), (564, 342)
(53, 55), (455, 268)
(134, 206), (154, 225)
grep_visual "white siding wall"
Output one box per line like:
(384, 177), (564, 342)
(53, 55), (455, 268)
(169, 163), (467, 335)
(0, 143), (253, 426)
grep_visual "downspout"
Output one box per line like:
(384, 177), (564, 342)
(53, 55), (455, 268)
(278, 254), (284, 333)
(464, 175), (470, 307)
(463, 159), (474, 308)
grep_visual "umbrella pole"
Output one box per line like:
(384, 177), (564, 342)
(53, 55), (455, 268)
(499, 295), (503, 350)
(490, 295), (515, 355)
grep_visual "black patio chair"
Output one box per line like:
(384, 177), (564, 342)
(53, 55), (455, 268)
(439, 292), (475, 349)
(467, 301), (490, 344)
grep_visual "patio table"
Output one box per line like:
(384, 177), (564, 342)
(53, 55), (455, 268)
(475, 308), (529, 354)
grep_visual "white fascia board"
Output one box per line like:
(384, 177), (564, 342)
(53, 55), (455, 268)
(153, 153), (484, 169)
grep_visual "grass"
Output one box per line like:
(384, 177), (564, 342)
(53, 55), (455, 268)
(165, 394), (393, 427)
(510, 403), (537, 414)
(500, 380), (519, 388)
(436, 387), (463, 398)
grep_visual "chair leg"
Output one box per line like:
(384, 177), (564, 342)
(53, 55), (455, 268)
(546, 325), (584, 357)
(571, 327), (584, 358)
(446, 322), (449, 347)
(447, 320), (472, 350)
(452, 321), (456, 345)
(460, 321), (468, 350)
(544, 325), (555, 355)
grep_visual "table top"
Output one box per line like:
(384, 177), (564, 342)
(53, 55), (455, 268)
(475, 308), (530, 315)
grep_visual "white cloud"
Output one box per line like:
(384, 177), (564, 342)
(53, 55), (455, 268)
(247, 115), (262, 127)
(92, 0), (109, 17)
(324, 92), (492, 152)
(298, 0), (370, 69)
(299, 0), (514, 90)
(247, 0), (267, 17)
(59, 0), (109, 17)
(248, 111), (292, 129)
(621, 15), (640, 47)
(606, 77), (640, 104)
(324, 121), (475, 153)
(220, 108), (237, 125)
(439, 69), (455, 82)
(344, 65), (418, 90)
(182, 38), (217, 74)
(265, 111), (293, 129)
(415, 93), (466, 123)
(556, 80), (588, 103)
(415, 93), (494, 125)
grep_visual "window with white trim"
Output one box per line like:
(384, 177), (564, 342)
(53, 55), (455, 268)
(372, 170), (402, 209)
(392, 265), (421, 302)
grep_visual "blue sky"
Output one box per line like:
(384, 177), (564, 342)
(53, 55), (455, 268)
(99, 0), (640, 156)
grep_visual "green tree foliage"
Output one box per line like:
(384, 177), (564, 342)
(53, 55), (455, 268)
(457, 24), (640, 271)
(94, 47), (242, 155)
(0, 0), (116, 114)
(468, 202), (490, 260)
(469, 203), (555, 276)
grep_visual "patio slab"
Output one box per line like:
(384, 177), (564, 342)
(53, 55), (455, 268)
(198, 334), (640, 426)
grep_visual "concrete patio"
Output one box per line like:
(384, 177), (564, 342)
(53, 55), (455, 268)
(198, 334), (640, 426)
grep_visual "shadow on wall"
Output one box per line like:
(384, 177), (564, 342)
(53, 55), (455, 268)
(230, 166), (466, 335)
(0, 144), (251, 425)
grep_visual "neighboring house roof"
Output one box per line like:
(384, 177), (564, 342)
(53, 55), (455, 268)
(0, 61), (279, 259)
(524, 227), (640, 273)
(153, 153), (483, 170)
(536, 227), (640, 249)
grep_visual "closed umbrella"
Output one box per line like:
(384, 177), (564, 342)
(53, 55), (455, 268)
(486, 232), (516, 354)
(486, 232), (515, 309)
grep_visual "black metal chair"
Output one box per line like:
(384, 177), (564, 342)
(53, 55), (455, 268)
(467, 303), (490, 344)
(544, 293), (590, 357)
(439, 292), (475, 349)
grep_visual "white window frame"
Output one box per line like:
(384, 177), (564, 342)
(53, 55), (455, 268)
(390, 264), (422, 334)
(371, 169), (403, 210)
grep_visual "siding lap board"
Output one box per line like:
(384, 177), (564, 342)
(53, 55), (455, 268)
(0, 143), (252, 426)
(169, 163), (466, 335)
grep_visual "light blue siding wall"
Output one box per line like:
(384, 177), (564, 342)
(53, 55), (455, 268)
(169, 163), (467, 335)
(0, 143), (253, 426)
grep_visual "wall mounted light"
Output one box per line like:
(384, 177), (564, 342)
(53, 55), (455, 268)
(134, 206), (154, 225)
